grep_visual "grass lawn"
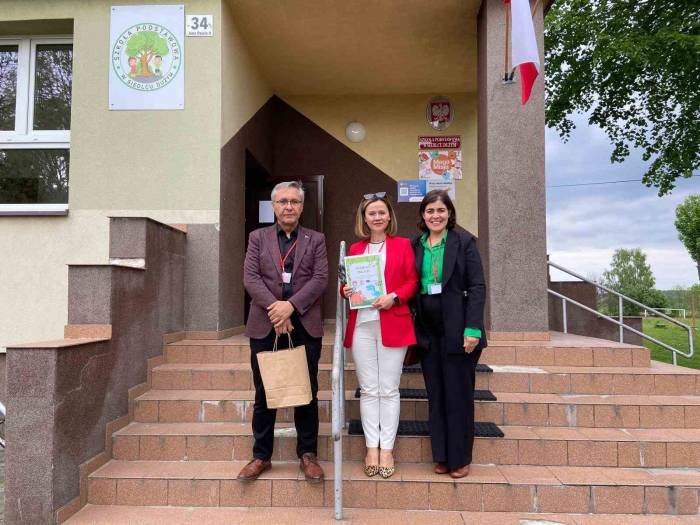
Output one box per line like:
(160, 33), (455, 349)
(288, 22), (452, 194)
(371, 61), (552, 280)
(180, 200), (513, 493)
(642, 317), (700, 369)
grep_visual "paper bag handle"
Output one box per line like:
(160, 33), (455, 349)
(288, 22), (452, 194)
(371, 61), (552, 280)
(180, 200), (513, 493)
(272, 333), (294, 352)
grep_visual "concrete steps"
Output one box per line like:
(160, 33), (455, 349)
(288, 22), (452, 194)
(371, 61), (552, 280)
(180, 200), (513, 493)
(68, 330), (700, 521)
(163, 332), (651, 368)
(86, 459), (700, 514)
(152, 361), (689, 392)
(134, 388), (700, 429)
(482, 362), (700, 395)
(112, 421), (700, 468)
(64, 505), (700, 524)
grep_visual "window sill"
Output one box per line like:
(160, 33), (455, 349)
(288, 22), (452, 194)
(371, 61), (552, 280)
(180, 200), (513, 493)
(0, 204), (68, 216)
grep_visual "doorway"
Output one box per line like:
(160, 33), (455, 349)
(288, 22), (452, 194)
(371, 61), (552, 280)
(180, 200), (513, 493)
(243, 150), (325, 321)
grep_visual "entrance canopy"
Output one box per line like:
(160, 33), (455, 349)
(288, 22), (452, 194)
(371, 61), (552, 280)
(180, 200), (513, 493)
(227, 0), (480, 96)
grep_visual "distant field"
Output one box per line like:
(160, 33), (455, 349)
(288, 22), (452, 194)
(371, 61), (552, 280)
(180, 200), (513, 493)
(642, 317), (700, 369)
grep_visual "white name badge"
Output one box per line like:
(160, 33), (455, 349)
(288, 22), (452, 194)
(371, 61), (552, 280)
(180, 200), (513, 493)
(428, 283), (442, 295)
(282, 272), (292, 284)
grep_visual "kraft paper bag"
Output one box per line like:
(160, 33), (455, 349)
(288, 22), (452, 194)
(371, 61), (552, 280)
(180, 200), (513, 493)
(256, 334), (312, 409)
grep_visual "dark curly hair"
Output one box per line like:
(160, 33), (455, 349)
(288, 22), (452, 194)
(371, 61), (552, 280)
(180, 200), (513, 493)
(418, 190), (457, 232)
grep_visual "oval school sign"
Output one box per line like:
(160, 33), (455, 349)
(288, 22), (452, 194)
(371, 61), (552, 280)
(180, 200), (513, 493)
(112, 23), (182, 91)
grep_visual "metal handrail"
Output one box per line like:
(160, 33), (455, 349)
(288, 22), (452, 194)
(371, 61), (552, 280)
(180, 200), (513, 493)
(0, 401), (5, 448)
(548, 260), (694, 365)
(331, 241), (347, 520)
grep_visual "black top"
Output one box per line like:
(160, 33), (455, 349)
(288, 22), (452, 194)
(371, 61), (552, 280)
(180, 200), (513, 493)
(276, 223), (299, 300)
(411, 229), (487, 354)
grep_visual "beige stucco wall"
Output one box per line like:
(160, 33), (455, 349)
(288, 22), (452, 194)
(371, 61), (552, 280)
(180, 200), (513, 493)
(0, 0), (227, 350)
(220, 0), (272, 145)
(282, 93), (479, 234)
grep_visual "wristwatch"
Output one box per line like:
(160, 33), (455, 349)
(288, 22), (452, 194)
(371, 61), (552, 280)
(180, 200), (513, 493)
(392, 293), (399, 305)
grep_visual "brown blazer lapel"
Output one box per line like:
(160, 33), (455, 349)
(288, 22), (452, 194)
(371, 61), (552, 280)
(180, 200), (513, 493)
(267, 225), (283, 280)
(292, 226), (311, 277)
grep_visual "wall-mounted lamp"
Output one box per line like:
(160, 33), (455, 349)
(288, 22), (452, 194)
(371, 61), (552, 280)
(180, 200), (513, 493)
(345, 121), (366, 143)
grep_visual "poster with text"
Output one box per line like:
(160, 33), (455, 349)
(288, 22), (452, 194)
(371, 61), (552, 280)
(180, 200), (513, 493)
(426, 178), (456, 200)
(418, 150), (462, 180)
(109, 5), (185, 110)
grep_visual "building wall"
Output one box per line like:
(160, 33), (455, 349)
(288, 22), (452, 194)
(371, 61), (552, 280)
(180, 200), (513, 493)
(214, 3), (275, 330)
(220, 0), (272, 146)
(0, 0), (238, 348)
(283, 93), (479, 235)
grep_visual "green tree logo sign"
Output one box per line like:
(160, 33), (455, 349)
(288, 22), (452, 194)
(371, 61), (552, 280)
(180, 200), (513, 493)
(112, 23), (181, 91)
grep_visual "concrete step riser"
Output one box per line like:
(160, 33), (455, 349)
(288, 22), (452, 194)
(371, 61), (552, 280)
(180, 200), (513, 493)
(481, 346), (650, 368)
(480, 402), (700, 429)
(133, 398), (467, 424)
(135, 399), (333, 424)
(165, 345), (650, 368)
(112, 432), (700, 468)
(87, 476), (698, 514)
(166, 344), (345, 365)
(482, 372), (700, 396)
(151, 367), (696, 397)
(133, 395), (700, 428)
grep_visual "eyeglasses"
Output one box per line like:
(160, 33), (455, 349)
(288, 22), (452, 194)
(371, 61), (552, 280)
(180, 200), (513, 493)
(363, 192), (387, 200)
(274, 199), (303, 208)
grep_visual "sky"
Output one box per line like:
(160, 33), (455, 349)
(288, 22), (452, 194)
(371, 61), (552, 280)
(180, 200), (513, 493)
(545, 113), (700, 290)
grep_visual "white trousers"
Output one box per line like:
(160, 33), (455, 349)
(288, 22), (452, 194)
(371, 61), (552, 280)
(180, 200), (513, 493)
(352, 320), (407, 449)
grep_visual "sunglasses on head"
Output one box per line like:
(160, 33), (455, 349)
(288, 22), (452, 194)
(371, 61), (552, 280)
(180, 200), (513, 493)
(363, 192), (387, 200)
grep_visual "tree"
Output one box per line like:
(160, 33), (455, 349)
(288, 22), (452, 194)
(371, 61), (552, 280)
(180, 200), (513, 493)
(675, 194), (700, 281)
(125, 31), (168, 78)
(545, 0), (700, 196)
(601, 248), (667, 315)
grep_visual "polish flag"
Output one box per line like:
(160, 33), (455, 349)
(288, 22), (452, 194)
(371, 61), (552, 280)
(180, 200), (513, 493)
(506, 0), (540, 105)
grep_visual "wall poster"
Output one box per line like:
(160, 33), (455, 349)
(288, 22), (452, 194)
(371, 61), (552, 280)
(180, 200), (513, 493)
(109, 4), (185, 110)
(418, 150), (462, 180)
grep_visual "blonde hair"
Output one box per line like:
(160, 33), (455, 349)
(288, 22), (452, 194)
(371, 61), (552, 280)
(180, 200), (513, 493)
(354, 196), (398, 239)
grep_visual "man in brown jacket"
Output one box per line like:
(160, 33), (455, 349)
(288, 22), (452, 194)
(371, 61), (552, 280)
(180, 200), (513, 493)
(238, 181), (329, 483)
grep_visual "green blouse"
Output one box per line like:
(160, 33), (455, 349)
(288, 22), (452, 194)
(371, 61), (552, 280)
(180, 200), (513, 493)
(419, 231), (482, 339)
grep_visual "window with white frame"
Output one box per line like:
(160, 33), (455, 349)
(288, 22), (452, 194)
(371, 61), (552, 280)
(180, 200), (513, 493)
(0, 37), (73, 213)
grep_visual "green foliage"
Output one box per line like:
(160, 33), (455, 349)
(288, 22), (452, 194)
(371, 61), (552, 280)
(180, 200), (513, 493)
(601, 248), (666, 314)
(675, 195), (700, 279)
(644, 317), (700, 369)
(125, 31), (169, 60)
(545, 0), (700, 196)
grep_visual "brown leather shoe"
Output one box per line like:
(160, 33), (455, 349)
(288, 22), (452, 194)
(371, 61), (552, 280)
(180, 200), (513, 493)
(450, 464), (470, 479)
(237, 458), (271, 481)
(299, 452), (324, 483)
(434, 463), (449, 474)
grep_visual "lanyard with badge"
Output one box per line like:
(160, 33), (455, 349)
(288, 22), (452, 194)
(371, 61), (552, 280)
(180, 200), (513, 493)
(428, 236), (442, 295)
(280, 239), (298, 284)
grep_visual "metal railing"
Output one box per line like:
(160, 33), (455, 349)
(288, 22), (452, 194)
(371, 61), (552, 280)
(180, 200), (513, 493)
(548, 260), (694, 366)
(331, 241), (347, 520)
(0, 401), (5, 448)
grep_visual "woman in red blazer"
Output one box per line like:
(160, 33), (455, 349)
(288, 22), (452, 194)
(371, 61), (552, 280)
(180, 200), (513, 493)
(342, 192), (418, 479)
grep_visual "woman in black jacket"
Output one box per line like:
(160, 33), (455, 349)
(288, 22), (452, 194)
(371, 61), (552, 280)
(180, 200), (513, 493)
(411, 190), (487, 478)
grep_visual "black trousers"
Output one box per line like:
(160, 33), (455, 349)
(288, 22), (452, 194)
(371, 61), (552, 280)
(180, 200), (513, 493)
(419, 294), (482, 470)
(249, 314), (322, 460)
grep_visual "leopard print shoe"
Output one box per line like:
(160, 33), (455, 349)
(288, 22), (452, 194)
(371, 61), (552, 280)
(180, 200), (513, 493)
(364, 464), (379, 477)
(378, 466), (395, 479)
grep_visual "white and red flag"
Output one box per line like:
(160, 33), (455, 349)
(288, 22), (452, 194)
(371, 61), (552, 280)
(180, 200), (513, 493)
(505, 0), (540, 105)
